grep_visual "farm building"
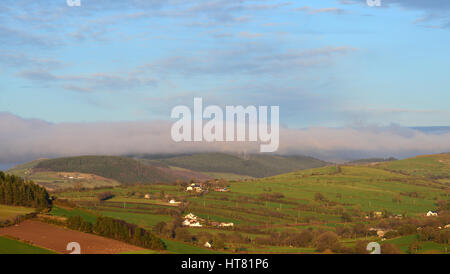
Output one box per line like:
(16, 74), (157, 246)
(169, 199), (180, 205)
(204, 242), (212, 248)
(426, 211), (438, 217)
(182, 219), (202, 227)
(144, 194), (151, 199)
(219, 222), (234, 227)
(182, 213), (203, 227)
(184, 213), (197, 220)
(182, 219), (191, 226)
(376, 230), (386, 238)
(186, 183), (203, 192)
(214, 187), (229, 192)
(373, 211), (383, 218)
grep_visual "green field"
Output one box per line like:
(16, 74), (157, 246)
(201, 172), (254, 181)
(162, 238), (223, 254)
(97, 210), (172, 228)
(0, 205), (35, 220)
(121, 249), (160, 254)
(50, 154), (450, 254)
(378, 154), (450, 179)
(385, 234), (449, 254)
(50, 206), (99, 223)
(0, 236), (56, 254)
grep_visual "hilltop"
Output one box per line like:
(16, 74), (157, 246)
(33, 156), (187, 185)
(375, 153), (450, 181)
(134, 153), (328, 178)
(7, 153), (329, 189)
(51, 153), (449, 254)
(347, 157), (397, 165)
(8, 156), (209, 189)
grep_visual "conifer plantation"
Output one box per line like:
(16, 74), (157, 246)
(0, 171), (51, 210)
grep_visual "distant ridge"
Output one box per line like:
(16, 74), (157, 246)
(410, 126), (450, 134)
(347, 157), (397, 165)
(133, 153), (329, 178)
(9, 153), (329, 185)
(34, 156), (181, 185)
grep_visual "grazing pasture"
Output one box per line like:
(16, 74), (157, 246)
(0, 205), (35, 221)
(0, 236), (56, 254)
(50, 154), (450, 254)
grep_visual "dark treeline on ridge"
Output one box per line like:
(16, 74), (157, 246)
(35, 156), (177, 185)
(0, 171), (51, 210)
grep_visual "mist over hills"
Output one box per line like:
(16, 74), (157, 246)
(1, 112), (450, 168)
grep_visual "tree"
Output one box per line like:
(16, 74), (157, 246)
(315, 231), (340, 252)
(295, 230), (313, 247)
(408, 240), (422, 254)
(381, 243), (402, 254)
(175, 227), (192, 242)
(314, 192), (327, 202)
(0, 172), (52, 210)
(154, 221), (167, 234)
(392, 195), (402, 204)
(354, 240), (369, 254)
(213, 236), (225, 250)
(341, 212), (352, 223)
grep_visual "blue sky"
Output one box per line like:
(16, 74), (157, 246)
(1, 1), (450, 168)
(1, 0), (449, 127)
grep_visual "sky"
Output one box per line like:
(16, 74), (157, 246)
(0, 0), (450, 166)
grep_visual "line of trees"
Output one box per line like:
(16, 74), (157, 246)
(0, 171), (51, 210)
(67, 215), (165, 250)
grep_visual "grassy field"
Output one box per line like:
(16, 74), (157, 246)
(377, 153), (450, 179)
(0, 205), (35, 221)
(121, 249), (160, 254)
(50, 206), (99, 223)
(51, 154), (449, 254)
(201, 172), (254, 181)
(0, 236), (57, 254)
(97, 210), (172, 228)
(162, 238), (223, 254)
(385, 234), (449, 254)
(7, 159), (121, 190)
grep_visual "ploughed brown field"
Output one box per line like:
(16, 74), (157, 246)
(0, 220), (144, 254)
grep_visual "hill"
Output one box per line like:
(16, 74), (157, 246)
(33, 156), (179, 185)
(376, 153), (450, 181)
(135, 153), (328, 178)
(347, 157), (397, 165)
(54, 155), (450, 254)
(8, 156), (211, 189)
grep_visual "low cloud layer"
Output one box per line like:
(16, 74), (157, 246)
(1, 112), (449, 165)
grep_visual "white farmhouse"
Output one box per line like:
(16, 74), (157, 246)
(182, 219), (191, 226)
(184, 213), (197, 220)
(190, 222), (202, 227)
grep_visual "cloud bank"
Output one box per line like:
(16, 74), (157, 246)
(1, 112), (449, 165)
